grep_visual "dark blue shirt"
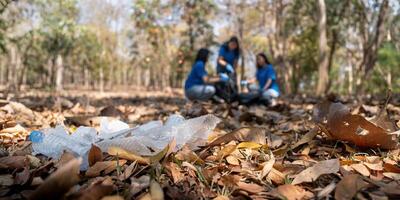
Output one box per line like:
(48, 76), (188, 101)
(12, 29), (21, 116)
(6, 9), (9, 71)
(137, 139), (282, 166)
(256, 64), (280, 94)
(216, 44), (240, 73)
(184, 61), (208, 90)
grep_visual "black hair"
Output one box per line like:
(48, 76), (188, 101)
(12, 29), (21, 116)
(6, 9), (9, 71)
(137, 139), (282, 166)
(256, 53), (271, 68)
(195, 48), (210, 63)
(223, 36), (240, 56)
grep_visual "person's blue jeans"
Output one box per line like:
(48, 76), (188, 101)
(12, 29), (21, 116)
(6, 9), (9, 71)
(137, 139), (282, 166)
(185, 85), (216, 101)
(248, 84), (279, 100)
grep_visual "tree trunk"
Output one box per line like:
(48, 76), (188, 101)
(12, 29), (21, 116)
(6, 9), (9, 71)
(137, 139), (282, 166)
(55, 54), (64, 92)
(355, 0), (389, 95)
(99, 67), (104, 93)
(316, 0), (329, 96)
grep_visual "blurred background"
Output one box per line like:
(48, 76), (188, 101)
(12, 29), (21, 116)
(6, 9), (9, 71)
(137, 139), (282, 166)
(0, 0), (399, 97)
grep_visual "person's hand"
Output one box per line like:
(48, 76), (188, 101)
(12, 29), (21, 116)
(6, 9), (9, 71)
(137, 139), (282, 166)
(240, 80), (248, 86)
(225, 64), (234, 73)
(219, 73), (229, 82)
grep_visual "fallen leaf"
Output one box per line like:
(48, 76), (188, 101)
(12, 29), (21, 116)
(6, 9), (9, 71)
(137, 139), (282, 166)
(383, 163), (400, 173)
(88, 145), (103, 166)
(334, 174), (370, 200)
(150, 180), (164, 200)
(226, 156), (240, 165)
(29, 158), (82, 200)
(272, 184), (314, 200)
(313, 102), (398, 149)
(291, 128), (318, 149)
(292, 159), (340, 185)
(0, 156), (28, 169)
(260, 154), (275, 179)
(268, 168), (285, 185)
(317, 182), (336, 198)
(14, 167), (30, 185)
(108, 146), (150, 165)
(237, 182), (265, 194)
(237, 141), (262, 149)
(165, 162), (184, 183)
(363, 161), (383, 171)
(216, 145), (237, 161)
(175, 145), (204, 164)
(208, 127), (266, 146)
(382, 172), (400, 180)
(119, 162), (137, 181)
(56, 151), (76, 168)
(351, 163), (371, 177)
(213, 195), (230, 200)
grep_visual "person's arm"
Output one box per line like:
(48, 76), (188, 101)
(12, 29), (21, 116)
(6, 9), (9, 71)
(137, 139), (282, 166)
(218, 56), (227, 66)
(262, 79), (272, 91)
(203, 75), (221, 84)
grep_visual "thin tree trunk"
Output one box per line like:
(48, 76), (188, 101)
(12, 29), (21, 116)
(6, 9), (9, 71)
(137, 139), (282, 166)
(316, 0), (329, 96)
(55, 54), (64, 92)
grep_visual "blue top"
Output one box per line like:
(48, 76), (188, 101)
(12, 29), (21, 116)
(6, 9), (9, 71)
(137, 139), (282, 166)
(216, 44), (240, 73)
(184, 61), (208, 90)
(256, 64), (280, 94)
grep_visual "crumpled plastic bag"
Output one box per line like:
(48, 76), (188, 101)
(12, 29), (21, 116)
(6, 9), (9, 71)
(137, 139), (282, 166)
(31, 114), (220, 170)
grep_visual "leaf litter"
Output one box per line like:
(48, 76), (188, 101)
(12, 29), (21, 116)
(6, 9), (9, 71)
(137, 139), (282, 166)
(0, 94), (399, 199)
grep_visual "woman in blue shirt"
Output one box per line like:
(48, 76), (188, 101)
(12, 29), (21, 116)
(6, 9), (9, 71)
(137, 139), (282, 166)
(185, 48), (229, 101)
(241, 53), (280, 104)
(216, 36), (240, 75)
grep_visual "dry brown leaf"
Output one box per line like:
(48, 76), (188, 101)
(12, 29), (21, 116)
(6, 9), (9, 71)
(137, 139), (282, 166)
(208, 127), (266, 147)
(291, 128), (318, 149)
(88, 144), (103, 167)
(226, 155), (240, 165)
(56, 151), (76, 168)
(382, 172), (400, 180)
(216, 145), (237, 161)
(363, 161), (383, 171)
(383, 163), (400, 173)
(0, 156), (28, 169)
(237, 182), (265, 194)
(351, 163), (371, 177)
(273, 184), (314, 200)
(317, 182), (336, 198)
(119, 162), (137, 181)
(108, 146), (150, 165)
(14, 167), (30, 185)
(213, 195), (230, 200)
(292, 159), (339, 185)
(334, 174), (370, 200)
(29, 158), (82, 200)
(314, 102), (398, 149)
(175, 145), (204, 164)
(268, 168), (285, 185)
(150, 180), (164, 200)
(165, 162), (184, 183)
(260, 154), (275, 179)
(237, 141), (262, 149)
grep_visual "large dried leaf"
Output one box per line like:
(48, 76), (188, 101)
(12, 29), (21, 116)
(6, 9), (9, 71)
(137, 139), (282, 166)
(0, 156), (28, 169)
(260, 154), (275, 179)
(118, 162), (137, 181)
(108, 146), (150, 165)
(29, 158), (82, 200)
(164, 162), (184, 183)
(272, 184), (314, 200)
(215, 145), (237, 161)
(88, 145), (103, 166)
(335, 174), (370, 200)
(351, 163), (371, 177)
(14, 167), (30, 185)
(208, 127), (266, 146)
(175, 145), (204, 164)
(237, 182), (265, 194)
(292, 159), (340, 185)
(313, 102), (398, 149)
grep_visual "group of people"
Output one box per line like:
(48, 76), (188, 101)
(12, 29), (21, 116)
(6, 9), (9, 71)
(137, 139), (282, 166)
(184, 36), (280, 106)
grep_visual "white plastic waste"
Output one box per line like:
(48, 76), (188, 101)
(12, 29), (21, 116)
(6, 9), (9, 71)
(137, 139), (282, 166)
(30, 114), (220, 170)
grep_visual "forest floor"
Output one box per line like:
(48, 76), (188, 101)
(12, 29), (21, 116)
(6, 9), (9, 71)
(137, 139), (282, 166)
(0, 89), (399, 200)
